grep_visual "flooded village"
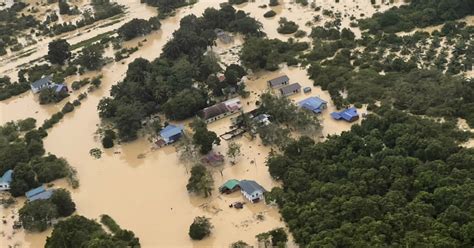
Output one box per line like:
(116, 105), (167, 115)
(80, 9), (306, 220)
(1, 0), (473, 247)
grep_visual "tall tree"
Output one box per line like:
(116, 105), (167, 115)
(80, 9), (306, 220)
(47, 39), (71, 65)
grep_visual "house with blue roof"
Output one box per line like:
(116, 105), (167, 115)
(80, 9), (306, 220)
(298, 97), (328, 114)
(31, 76), (56, 93)
(239, 180), (266, 203)
(25, 185), (54, 202)
(0, 169), (13, 191)
(156, 124), (184, 147)
(330, 107), (359, 122)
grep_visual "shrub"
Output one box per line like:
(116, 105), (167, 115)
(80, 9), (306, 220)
(189, 216), (212, 240)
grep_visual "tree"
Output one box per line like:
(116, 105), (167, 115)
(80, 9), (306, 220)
(18, 118), (36, 132)
(231, 240), (251, 248)
(19, 200), (58, 232)
(189, 216), (212, 240)
(192, 119), (220, 154)
(162, 89), (207, 121)
(256, 228), (288, 247)
(77, 44), (104, 70)
(50, 189), (76, 217)
(118, 18), (153, 41)
(186, 164), (213, 197)
(10, 163), (39, 197)
(58, 0), (70, 15)
(47, 39), (71, 65)
(269, 0), (279, 6)
(226, 141), (241, 164)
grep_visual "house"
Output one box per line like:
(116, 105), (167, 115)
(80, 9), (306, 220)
(219, 179), (240, 194)
(54, 83), (69, 94)
(330, 107), (359, 122)
(267, 75), (289, 88)
(239, 180), (266, 203)
(215, 28), (234, 44)
(279, 83), (301, 97)
(303, 87), (312, 93)
(30, 76), (56, 93)
(199, 98), (242, 123)
(0, 169), (13, 191)
(201, 151), (225, 166)
(25, 185), (53, 201)
(298, 97), (328, 114)
(158, 124), (184, 145)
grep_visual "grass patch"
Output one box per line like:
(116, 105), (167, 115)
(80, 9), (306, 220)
(71, 31), (116, 50)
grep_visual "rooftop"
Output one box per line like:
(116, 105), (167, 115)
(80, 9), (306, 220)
(331, 107), (359, 121)
(239, 180), (265, 195)
(159, 124), (183, 139)
(298, 97), (328, 112)
(280, 83), (301, 95)
(268, 75), (289, 87)
(199, 98), (242, 120)
(0, 169), (13, 184)
(25, 185), (46, 199)
(31, 76), (53, 89)
(29, 190), (53, 202)
(221, 179), (240, 190)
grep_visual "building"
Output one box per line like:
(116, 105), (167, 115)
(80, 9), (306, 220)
(239, 180), (266, 203)
(30, 76), (56, 93)
(158, 124), (184, 145)
(298, 96), (328, 114)
(201, 151), (225, 166)
(279, 83), (301, 97)
(303, 87), (312, 93)
(219, 179), (240, 194)
(330, 107), (359, 122)
(25, 185), (53, 202)
(215, 28), (234, 44)
(0, 169), (13, 191)
(54, 84), (69, 94)
(253, 114), (271, 126)
(199, 98), (242, 123)
(267, 75), (289, 88)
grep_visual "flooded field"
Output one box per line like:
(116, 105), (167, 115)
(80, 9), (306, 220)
(1, 0), (393, 247)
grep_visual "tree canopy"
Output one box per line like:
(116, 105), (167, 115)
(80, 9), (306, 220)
(266, 108), (474, 247)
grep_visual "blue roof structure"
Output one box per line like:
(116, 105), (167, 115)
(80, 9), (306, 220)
(29, 190), (53, 202)
(25, 185), (46, 199)
(239, 180), (265, 195)
(160, 124), (183, 139)
(31, 76), (53, 89)
(55, 84), (66, 93)
(298, 97), (328, 113)
(331, 107), (359, 122)
(0, 170), (13, 184)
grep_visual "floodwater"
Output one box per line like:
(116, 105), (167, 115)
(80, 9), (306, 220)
(1, 1), (389, 247)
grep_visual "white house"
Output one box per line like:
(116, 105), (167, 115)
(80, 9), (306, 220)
(30, 76), (56, 93)
(239, 180), (266, 203)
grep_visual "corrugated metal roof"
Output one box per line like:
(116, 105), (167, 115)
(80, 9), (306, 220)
(159, 124), (183, 139)
(268, 75), (289, 88)
(298, 97), (327, 113)
(25, 185), (46, 199)
(0, 169), (13, 184)
(29, 190), (53, 202)
(31, 76), (53, 89)
(280, 83), (301, 95)
(239, 180), (265, 195)
(221, 179), (240, 190)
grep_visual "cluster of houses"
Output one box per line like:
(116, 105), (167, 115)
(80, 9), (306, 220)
(219, 179), (266, 203)
(30, 76), (68, 94)
(267, 74), (360, 122)
(0, 169), (54, 202)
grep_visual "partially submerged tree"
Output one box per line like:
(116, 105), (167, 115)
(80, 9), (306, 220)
(186, 164), (214, 197)
(189, 216), (212, 240)
(226, 141), (241, 164)
(191, 119), (221, 155)
(47, 39), (71, 65)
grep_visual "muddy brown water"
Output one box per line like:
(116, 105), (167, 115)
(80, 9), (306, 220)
(1, 1), (404, 247)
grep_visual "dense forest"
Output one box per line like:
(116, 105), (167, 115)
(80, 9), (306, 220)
(98, 5), (263, 141)
(359, 0), (474, 33)
(266, 108), (474, 247)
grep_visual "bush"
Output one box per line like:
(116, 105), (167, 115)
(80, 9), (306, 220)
(61, 102), (75, 114)
(277, 18), (299, 34)
(263, 10), (276, 18)
(189, 216), (212, 240)
(50, 189), (76, 217)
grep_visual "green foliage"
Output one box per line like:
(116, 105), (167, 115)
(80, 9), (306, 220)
(18, 118), (37, 132)
(189, 216), (212, 240)
(256, 228), (288, 247)
(77, 44), (105, 71)
(50, 188), (76, 217)
(228, 0), (248, 5)
(0, 76), (30, 101)
(47, 39), (71, 65)
(359, 0), (474, 33)
(102, 129), (116, 149)
(31, 155), (70, 184)
(263, 10), (276, 18)
(241, 37), (308, 71)
(277, 18), (299, 34)
(19, 200), (58, 232)
(39, 88), (69, 105)
(46, 214), (140, 247)
(118, 18), (154, 41)
(58, 0), (71, 15)
(163, 89), (208, 120)
(192, 119), (221, 155)
(230, 240), (251, 248)
(226, 141), (241, 164)
(267, 109), (474, 246)
(186, 164), (214, 197)
(269, 0), (279, 7)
